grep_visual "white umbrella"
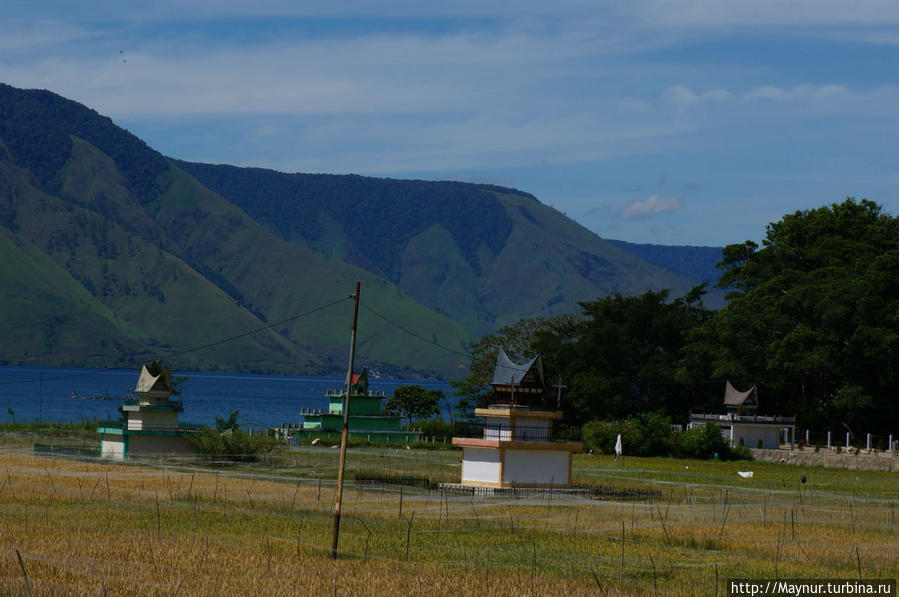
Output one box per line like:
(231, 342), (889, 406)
(614, 433), (623, 460)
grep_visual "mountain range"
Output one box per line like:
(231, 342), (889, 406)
(0, 83), (722, 378)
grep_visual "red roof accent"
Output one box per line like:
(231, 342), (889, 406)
(345, 372), (363, 385)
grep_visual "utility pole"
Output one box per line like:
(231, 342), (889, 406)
(331, 281), (360, 559)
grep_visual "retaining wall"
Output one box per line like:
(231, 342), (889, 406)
(750, 447), (898, 472)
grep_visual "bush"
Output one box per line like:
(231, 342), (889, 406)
(583, 417), (752, 461)
(729, 444), (754, 461)
(582, 412), (675, 457)
(673, 424), (732, 460)
(411, 417), (454, 440)
(190, 428), (280, 462)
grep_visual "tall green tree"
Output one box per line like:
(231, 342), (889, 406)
(454, 293), (708, 424)
(683, 198), (899, 435)
(552, 287), (711, 423)
(384, 385), (442, 426)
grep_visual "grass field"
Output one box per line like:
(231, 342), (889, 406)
(0, 442), (896, 596)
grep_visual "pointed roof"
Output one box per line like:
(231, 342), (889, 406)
(491, 350), (545, 388)
(723, 380), (758, 407)
(134, 364), (173, 395)
(344, 369), (370, 394)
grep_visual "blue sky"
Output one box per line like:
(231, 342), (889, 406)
(3, 1), (899, 246)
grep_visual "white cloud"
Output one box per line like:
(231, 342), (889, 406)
(618, 195), (683, 220)
(659, 83), (897, 120)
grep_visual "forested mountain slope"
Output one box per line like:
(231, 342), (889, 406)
(1, 83), (705, 376)
(178, 162), (702, 335)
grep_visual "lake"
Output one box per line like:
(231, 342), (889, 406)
(0, 365), (456, 429)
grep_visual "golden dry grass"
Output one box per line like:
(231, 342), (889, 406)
(0, 448), (897, 596)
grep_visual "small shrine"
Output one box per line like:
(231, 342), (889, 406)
(298, 369), (421, 443)
(688, 381), (795, 450)
(97, 364), (201, 460)
(452, 350), (582, 488)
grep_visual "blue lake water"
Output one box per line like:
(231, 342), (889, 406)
(0, 366), (456, 429)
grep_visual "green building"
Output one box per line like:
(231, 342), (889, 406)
(298, 370), (421, 443)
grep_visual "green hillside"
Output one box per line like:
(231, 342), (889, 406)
(0, 84), (472, 376)
(177, 162), (701, 335)
(0, 228), (152, 367)
(0, 83), (704, 377)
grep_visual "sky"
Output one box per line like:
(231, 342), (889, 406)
(3, 0), (899, 246)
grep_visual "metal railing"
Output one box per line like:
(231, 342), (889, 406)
(97, 419), (205, 433)
(688, 412), (796, 424)
(453, 421), (581, 442)
(475, 395), (557, 412)
(325, 389), (387, 397)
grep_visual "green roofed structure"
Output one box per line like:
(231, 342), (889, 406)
(297, 369), (421, 443)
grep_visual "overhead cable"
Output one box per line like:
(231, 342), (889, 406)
(0, 295), (351, 386)
(360, 304), (470, 359)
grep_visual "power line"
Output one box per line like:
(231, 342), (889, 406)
(157, 295), (351, 361)
(0, 295), (351, 387)
(360, 304), (470, 359)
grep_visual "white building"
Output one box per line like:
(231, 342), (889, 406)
(453, 351), (582, 488)
(689, 381), (795, 450)
(98, 364), (201, 460)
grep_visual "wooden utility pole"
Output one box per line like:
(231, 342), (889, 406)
(331, 281), (360, 560)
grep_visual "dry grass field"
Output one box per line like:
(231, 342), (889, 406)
(0, 443), (896, 596)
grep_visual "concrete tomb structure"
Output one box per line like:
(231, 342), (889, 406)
(98, 364), (201, 460)
(688, 380), (796, 450)
(299, 369), (421, 443)
(453, 350), (582, 488)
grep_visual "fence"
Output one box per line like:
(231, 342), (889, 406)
(453, 421), (581, 442)
(33, 443), (100, 459)
(794, 429), (898, 455)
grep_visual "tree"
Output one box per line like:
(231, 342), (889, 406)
(450, 314), (581, 419)
(145, 358), (188, 396)
(384, 385), (441, 426)
(215, 410), (240, 432)
(553, 288), (711, 423)
(684, 198), (899, 435)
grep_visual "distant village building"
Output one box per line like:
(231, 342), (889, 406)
(297, 369), (421, 443)
(688, 381), (795, 450)
(452, 350), (582, 488)
(97, 364), (201, 460)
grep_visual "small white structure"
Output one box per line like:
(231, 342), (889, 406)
(689, 381), (795, 450)
(98, 364), (201, 460)
(453, 351), (582, 488)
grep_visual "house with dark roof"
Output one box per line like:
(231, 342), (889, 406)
(689, 381), (795, 450)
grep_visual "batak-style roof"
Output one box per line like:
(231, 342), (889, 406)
(134, 364), (173, 396)
(724, 380), (758, 408)
(491, 349), (545, 389)
(344, 369), (370, 394)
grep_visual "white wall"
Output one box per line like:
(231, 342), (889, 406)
(483, 417), (511, 441)
(127, 411), (179, 431)
(733, 425), (781, 450)
(513, 419), (550, 441)
(461, 447), (501, 484)
(100, 435), (125, 460)
(503, 449), (569, 485)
